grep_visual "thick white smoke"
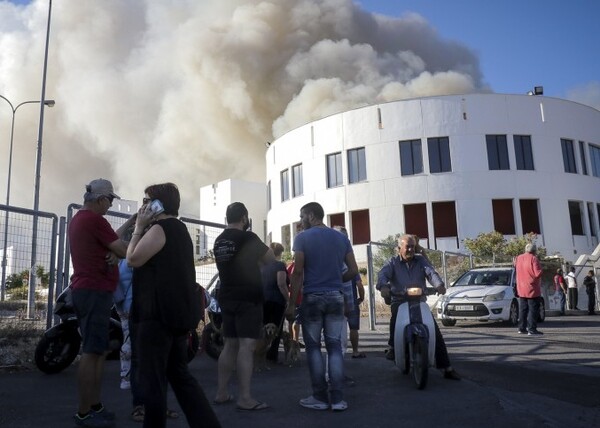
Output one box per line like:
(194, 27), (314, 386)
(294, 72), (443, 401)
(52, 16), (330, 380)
(0, 0), (485, 215)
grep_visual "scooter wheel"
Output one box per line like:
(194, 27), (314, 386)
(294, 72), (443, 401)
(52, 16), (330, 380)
(34, 330), (81, 374)
(411, 336), (429, 390)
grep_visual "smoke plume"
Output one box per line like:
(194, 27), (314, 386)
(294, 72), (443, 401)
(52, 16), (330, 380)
(0, 0), (485, 215)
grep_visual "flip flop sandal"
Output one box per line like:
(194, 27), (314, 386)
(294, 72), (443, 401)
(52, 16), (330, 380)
(236, 402), (269, 411)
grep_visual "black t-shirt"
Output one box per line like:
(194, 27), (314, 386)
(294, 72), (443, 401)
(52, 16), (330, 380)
(213, 228), (269, 304)
(131, 218), (198, 331)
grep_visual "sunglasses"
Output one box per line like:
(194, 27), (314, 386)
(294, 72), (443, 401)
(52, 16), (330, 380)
(104, 195), (115, 203)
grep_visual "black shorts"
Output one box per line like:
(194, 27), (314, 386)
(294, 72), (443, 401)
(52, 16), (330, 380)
(72, 288), (113, 355)
(220, 300), (263, 339)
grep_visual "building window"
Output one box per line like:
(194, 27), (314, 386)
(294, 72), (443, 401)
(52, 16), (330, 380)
(519, 199), (541, 235)
(561, 138), (577, 173)
(589, 144), (600, 178)
(281, 224), (291, 251)
(579, 141), (588, 175)
(568, 201), (584, 236)
(350, 209), (371, 245)
(348, 147), (367, 183)
(399, 139), (423, 176)
(326, 152), (343, 188)
(427, 137), (452, 173)
(588, 202), (597, 238)
(280, 169), (289, 201)
(514, 135), (534, 170)
(292, 163), (303, 197)
(267, 180), (271, 210)
(486, 135), (510, 170)
(492, 199), (515, 235)
(432, 201), (457, 238)
(329, 213), (345, 229)
(404, 203), (428, 239)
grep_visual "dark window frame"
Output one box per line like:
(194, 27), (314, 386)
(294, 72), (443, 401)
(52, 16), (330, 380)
(561, 138), (577, 173)
(399, 139), (423, 176)
(326, 152), (343, 188)
(427, 136), (452, 173)
(486, 135), (510, 170)
(291, 163), (303, 198)
(348, 147), (367, 183)
(589, 144), (600, 178)
(513, 135), (534, 170)
(280, 169), (290, 202)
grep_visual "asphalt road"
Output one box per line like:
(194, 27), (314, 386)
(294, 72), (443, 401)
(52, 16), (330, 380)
(0, 313), (599, 428)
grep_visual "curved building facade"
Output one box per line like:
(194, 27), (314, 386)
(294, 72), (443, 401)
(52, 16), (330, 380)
(265, 94), (600, 262)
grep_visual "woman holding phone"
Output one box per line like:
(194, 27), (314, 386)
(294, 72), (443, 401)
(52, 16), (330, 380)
(127, 183), (220, 428)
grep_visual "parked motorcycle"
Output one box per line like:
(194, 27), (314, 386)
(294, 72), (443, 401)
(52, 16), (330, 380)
(35, 286), (200, 374)
(34, 286), (123, 374)
(201, 274), (224, 360)
(393, 287), (437, 390)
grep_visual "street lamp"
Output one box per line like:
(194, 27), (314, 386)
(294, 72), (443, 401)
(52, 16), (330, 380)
(0, 96), (55, 301)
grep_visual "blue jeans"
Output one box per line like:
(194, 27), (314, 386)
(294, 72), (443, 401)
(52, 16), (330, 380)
(518, 297), (540, 332)
(558, 291), (566, 314)
(301, 291), (345, 404)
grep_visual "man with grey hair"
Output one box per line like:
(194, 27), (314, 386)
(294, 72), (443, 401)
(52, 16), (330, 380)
(69, 179), (136, 427)
(514, 243), (543, 336)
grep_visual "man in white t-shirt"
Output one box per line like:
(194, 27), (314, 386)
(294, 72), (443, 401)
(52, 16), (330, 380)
(566, 267), (579, 310)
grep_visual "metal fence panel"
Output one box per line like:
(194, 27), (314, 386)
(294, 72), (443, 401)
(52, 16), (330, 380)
(0, 204), (58, 323)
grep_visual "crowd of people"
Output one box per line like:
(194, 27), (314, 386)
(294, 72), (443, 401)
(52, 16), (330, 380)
(67, 178), (598, 427)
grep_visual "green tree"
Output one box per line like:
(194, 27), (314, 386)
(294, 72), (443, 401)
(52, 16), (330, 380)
(35, 265), (50, 288)
(504, 232), (547, 258)
(463, 231), (506, 264)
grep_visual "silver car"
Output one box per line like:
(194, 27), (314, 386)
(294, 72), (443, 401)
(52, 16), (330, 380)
(434, 267), (545, 327)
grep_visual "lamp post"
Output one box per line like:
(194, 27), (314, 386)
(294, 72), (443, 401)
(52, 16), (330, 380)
(0, 96), (55, 301)
(27, 0), (54, 319)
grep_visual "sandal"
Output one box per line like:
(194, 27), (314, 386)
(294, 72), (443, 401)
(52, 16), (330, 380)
(166, 409), (179, 419)
(131, 405), (144, 422)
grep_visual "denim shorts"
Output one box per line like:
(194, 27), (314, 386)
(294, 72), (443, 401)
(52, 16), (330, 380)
(346, 302), (360, 330)
(72, 288), (113, 355)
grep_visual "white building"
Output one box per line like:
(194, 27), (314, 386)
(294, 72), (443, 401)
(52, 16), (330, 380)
(265, 93), (600, 263)
(199, 178), (267, 241)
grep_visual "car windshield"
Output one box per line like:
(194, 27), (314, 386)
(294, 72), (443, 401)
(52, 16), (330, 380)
(452, 270), (512, 287)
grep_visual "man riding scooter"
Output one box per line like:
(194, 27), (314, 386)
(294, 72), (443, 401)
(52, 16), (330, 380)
(376, 234), (461, 381)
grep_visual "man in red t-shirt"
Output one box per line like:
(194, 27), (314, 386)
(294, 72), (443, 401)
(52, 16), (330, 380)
(69, 179), (135, 427)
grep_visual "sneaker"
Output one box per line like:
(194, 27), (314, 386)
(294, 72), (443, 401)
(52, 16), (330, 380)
(331, 400), (348, 411)
(528, 330), (543, 336)
(517, 329), (527, 334)
(443, 369), (461, 380)
(73, 412), (114, 427)
(299, 396), (329, 410)
(93, 407), (116, 421)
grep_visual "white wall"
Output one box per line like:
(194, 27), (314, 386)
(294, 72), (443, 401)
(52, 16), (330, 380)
(266, 94), (600, 262)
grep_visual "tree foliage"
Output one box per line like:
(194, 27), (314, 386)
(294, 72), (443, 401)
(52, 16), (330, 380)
(372, 233), (402, 275)
(463, 231), (546, 264)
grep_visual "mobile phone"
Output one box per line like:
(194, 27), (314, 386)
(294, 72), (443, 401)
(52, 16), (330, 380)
(149, 199), (164, 215)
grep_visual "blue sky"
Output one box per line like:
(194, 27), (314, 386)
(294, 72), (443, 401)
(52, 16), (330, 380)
(358, 0), (600, 100)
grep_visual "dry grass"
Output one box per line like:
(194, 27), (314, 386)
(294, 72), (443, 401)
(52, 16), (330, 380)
(0, 308), (46, 371)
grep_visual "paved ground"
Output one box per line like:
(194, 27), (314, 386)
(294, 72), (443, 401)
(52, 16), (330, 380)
(1, 313), (599, 428)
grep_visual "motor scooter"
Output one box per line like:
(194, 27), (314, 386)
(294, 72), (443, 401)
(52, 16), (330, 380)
(393, 287), (437, 390)
(34, 286), (123, 374)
